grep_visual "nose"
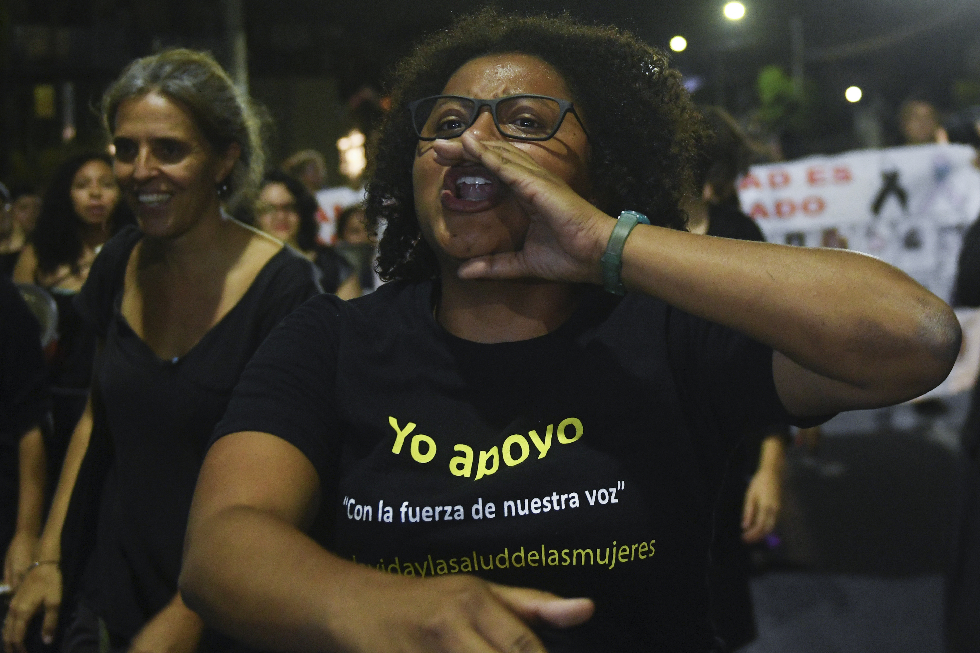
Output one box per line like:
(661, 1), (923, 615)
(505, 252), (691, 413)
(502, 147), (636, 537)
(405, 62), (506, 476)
(131, 146), (156, 181)
(466, 107), (503, 140)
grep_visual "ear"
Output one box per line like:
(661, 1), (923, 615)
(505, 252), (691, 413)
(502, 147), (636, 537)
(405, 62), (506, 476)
(215, 142), (242, 185)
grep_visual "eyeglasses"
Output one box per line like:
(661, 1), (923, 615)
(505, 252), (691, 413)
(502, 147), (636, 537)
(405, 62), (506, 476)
(408, 94), (587, 142)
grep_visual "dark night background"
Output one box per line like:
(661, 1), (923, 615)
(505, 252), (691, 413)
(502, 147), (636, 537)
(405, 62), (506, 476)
(2, 0), (980, 187)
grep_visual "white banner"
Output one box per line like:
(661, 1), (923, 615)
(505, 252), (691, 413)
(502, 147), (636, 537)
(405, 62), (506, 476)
(738, 143), (980, 303)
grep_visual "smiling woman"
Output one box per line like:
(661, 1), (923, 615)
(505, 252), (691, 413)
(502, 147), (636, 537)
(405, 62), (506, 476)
(2, 49), (321, 653)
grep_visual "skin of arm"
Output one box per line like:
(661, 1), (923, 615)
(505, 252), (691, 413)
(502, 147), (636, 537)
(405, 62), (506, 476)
(127, 593), (203, 653)
(440, 133), (960, 417)
(334, 273), (361, 301)
(3, 394), (94, 652)
(180, 432), (594, 653)
(740, 434), (786, 544)
(4, 426), (47, 590)
(11, 246), (37, 285)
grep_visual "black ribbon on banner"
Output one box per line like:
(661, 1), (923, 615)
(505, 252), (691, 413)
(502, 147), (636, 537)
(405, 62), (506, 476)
(871, 170), (909, 215)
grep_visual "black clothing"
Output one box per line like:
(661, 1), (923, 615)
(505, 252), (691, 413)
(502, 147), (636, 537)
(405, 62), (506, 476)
(704, 204), (790, 650)
(64, 225), (320, 645)
(947, 213), (980, 652)
(215, 278), (820, 652)
(310, 245), (354, 295)
(0, 274), (51, 551)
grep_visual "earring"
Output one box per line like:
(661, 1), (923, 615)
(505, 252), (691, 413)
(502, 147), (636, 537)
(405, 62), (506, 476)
(216, 179), (231, 198)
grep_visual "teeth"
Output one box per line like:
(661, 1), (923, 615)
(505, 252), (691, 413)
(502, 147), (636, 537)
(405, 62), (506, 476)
(455, 175), (495, 201)
(138, 193), (171, 206)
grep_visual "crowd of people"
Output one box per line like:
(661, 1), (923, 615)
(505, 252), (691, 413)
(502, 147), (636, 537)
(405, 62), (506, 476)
(0, 7), (977, 653)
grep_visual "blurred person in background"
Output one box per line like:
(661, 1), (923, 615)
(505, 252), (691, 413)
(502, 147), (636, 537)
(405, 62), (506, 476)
(3, 48), (321, 653)
(13, 153), (134, 492)
(945, 108), (980, 653)
(0, 274), (51, 598)
(283, 148), (365, 245)
(254, 170), (360, 299)
(898, 97), (945, 146)
(335, 203), (380, 293)
(9, 186), (42, 241)
(1, 184), (43, 278)
(685, 106), (791, 650)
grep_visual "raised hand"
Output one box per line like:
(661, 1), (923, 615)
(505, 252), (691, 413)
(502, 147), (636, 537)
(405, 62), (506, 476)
(430, 132), (615, 285)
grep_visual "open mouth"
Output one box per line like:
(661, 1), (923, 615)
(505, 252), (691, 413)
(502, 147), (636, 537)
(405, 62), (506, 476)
(441, 165), (503, 210)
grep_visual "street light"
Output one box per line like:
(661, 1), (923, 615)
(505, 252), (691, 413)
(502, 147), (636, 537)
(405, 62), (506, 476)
(845, 86), (863, 103)
(670, 35), (688, 52)
(723, 2), (746, 21)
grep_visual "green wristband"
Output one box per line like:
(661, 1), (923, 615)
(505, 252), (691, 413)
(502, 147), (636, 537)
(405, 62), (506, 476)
(600, 210), (650, 295)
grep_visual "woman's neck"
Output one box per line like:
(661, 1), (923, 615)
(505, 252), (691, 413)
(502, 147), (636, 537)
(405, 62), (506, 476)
(139, 210), (247, 277)
(79, 222), (109, 251)
(435, 275), (581, 343)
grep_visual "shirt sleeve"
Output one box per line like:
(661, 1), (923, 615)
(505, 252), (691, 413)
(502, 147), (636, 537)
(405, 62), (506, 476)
(211, 294), (344, 483)
(666, 305), (832, 433)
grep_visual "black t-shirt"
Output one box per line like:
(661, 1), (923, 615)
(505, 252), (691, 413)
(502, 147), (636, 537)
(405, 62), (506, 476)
(215, 279), (810, 652)
(0, 275), (50, 550)
(72, 225), (321, 642)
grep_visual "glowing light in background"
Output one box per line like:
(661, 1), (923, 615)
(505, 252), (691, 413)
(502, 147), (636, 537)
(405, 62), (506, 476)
(845, 86), (863, 103)
(338, 129), (366, 181)
(670, 35), (688, 52)
(723, 2), (746, 21)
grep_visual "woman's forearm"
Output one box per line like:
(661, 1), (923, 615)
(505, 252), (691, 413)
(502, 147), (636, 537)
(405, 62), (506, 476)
(619, 225), (960, 404)
(14, 426), (47, 540)
(181, 505), (380, 652)
(34, 395), (94, 561)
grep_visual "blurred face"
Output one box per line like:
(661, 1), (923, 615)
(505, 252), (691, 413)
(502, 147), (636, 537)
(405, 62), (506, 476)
(340, 208), (373, 245)
(111, 91), (239, 239)
(411, 53), (591, 267)
(12, 194), (41, 233)
(70, 160), (120, 228)
(901, 101), (940, 145)
(255, 182), (301, 246)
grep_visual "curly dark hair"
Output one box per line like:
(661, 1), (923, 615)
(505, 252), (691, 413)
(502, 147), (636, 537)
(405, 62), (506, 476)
(32, 152), (134, 275)
(258, 169), (320, 252)
(365, 9), (709, 282)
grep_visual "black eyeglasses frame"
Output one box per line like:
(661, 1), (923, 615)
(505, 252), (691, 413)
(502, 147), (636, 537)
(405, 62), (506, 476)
(407, 94), (588, 142)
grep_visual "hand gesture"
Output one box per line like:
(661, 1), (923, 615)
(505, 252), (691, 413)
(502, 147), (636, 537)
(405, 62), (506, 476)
(3, 562), (61, 653)
(337, 572), (594, 653)
(430, 132), (615, 285)
(741, 467), (782, 544)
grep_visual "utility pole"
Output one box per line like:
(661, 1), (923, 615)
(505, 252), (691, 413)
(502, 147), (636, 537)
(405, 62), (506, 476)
(223, 0), (248, 94)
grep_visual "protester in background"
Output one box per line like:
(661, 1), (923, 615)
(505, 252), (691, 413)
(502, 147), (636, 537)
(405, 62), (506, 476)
(0, 274), (51, 595)
(180, 11), (958, 653)
(898, 98), (945, 145)
(12, 153), (134, 490)
(254, 170), (360, 299)
(9, 186), (42, 241)
(335, 203), (380, 293)
(282, 148), (364, 246)
(945, 114), (980, 653)
(3, 48), (321, 653)
(685, 106), (792, 650)
(0, 184), (24, 278)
